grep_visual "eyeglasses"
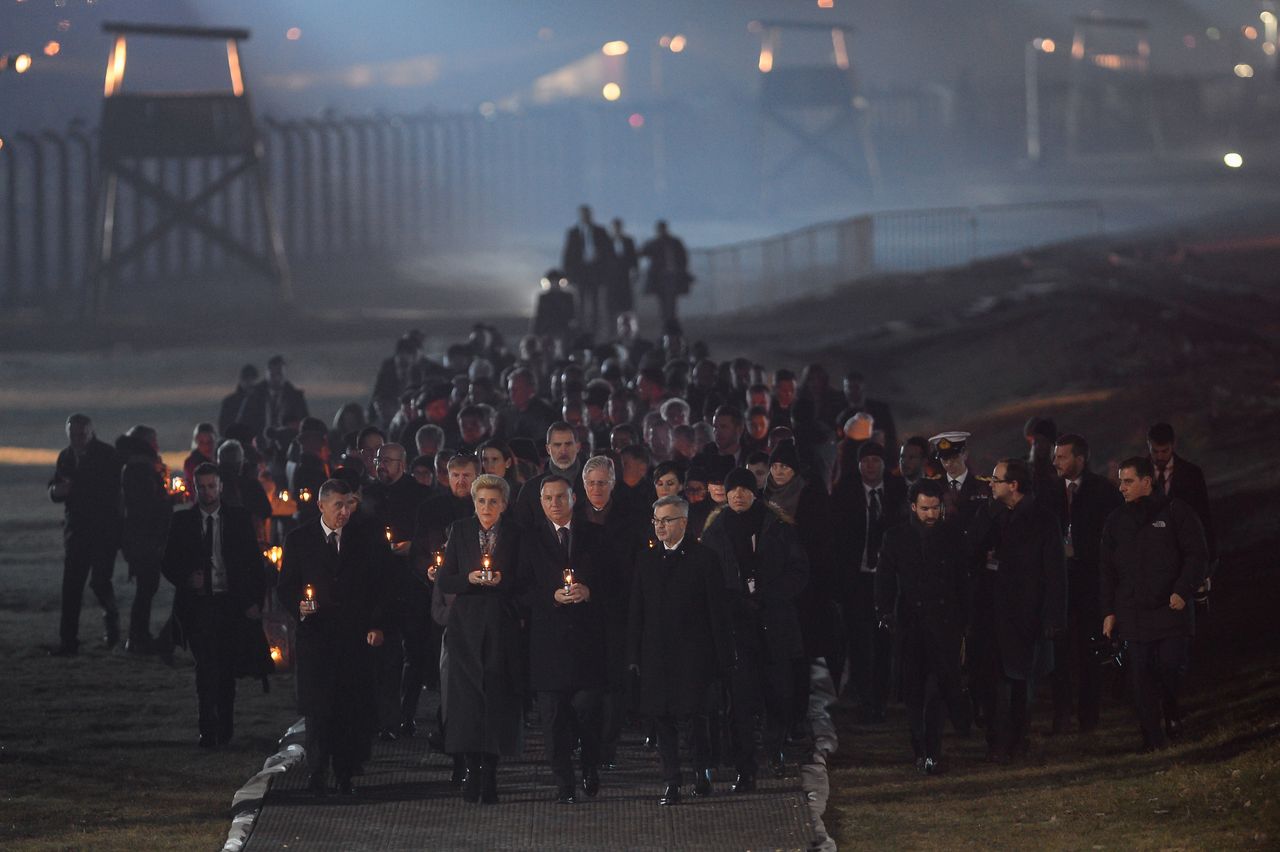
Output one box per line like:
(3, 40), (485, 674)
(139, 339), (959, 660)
(652, 516), (687, 527)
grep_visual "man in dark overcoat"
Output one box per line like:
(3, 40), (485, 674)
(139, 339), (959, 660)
(521, 476), (607, 804)
(1048, 433), (1123, 734)
(967, 458), (1066, 763)
(278, 479), (393, 795)
(628, 495), (734, 805)
(1101, 456), (1208, 752)
(162, 462), (266, 747)
(561, 205), (615, 335)
(876, 479), (970, 774)
(699, 467), (809, 790)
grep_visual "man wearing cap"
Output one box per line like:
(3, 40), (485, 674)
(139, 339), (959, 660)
(831, 441), (906, 721)
(700, 468), (809, 789)
(237, 355), (309, 446)
(929, 432), (989, 529)
(968, 458), (1066, 763)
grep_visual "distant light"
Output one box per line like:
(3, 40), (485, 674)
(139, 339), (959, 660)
(43, 41), (60, 57)
(758, 47), (774, 73)
(1033, 37), (1056, 54)
(0, 137), (5, 152)
(1264, 12), (1278, 26)
(1243, 26), (1259, 40)
(669, 34), (687, 53)
(537, 27), (554, 42)
(286, 27), (302, 41)
(1206, 27), (1221, 41)
(659, 34), (672, 48)
(1266, 42), (1278, 56)
(602, 82), (621, 101)
(14, 53), (32, 73)
(1235, 63), (1255, 78)
(57, 19), (71, 32)
(1223, 152), (1243, 169)
(478, 101), (496, 117)
(602, 40), (629, 57)
(628, 112), (644, 128)
(1182, 34), (1196, 49)
(818, 0), (834, 8)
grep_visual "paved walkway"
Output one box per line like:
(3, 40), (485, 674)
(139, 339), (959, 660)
(239, 714), (819, 852)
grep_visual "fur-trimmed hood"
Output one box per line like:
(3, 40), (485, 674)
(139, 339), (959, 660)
(701, 498), (794, 538)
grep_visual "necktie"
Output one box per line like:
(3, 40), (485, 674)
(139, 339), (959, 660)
(869, 488), (882, 524)
(557, 526), (570, 559)
(203, 515), (214, 567)
(1155, 468), (1167, 496)
(327, 530), (339, 555)
(950, 478), (961, 492)
(1066, 481), (1078, 521)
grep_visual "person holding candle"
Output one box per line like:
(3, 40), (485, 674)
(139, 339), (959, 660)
(278, 478), (394, 796)
(161, 463), (266, 748)
(628, 495), (734, 805)
(435, 474), (524, 804)
(521, 475), (606, 804)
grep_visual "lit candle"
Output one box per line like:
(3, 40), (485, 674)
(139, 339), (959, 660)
(279, 490), (291, 503)
(385, 526), (394, 543)
(269, 646), (283, 663)
(263, 546), (284, 571)
(302, 583), (316, 615)
(563, 567), (574, 592)
(171, 475), (186, 494)
(481, 554), (492, 582)
(299, 487), (312, 502)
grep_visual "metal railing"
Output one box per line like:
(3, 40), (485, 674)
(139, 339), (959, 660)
(684, 200), (1104, 315)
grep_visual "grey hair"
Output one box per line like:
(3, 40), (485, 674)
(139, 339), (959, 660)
(652, 495), (689, 517)
(470, 473), (510, 503)
(582, 454), (616, 483)
(216, 439), (244, 465)
(659, 397), (690, 421)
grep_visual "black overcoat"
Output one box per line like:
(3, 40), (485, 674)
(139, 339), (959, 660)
(875, 517), (970, 657)
(277, 516), (393, 717)
(576, 500), (650, 689)
(435, 516), (525, 756)
(627, 538), (734, 716)
(968, 495), (1067, 680)
(520, 519), (607, 693)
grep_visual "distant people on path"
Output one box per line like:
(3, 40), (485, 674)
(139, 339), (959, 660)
(608, 217), (638, 320)
(640, 220), (692, 335)
(561, 205), (615, 338)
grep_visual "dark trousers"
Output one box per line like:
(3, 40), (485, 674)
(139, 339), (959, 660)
(576, 271), (603, 333)
(655, 714), (710, 785)
(845, 573), (891, 712)
(186, 594), (239, 740)
(59, 536), (118, 647)
(1127, 635), (1189, 749)
(991, 675), (1033, 753)
(400, 614), (437, 724)
(372, 629), (404, 730)
(1051, 567), (1102, 729)
(307, 700), (368, 783)
(599, 687), (625, 764)
(538, 689), (603, 788)
(126, 554), (162, 642)
(657, 287), (679, 331)
(729, 626), (793, 774)
(901, 624), (968, 760)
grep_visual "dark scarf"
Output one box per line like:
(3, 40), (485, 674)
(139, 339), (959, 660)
(765, 473), (806, 519)
(722, 499), (767, 583)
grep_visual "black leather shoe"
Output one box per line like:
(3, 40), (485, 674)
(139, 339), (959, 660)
(399, 720), (416, 738)
(915, 757), (927, 774)
(692, 770), (712, 797)
(643, 735), (658, 750)
(49, 644), (78, 657)
(307, 771), (328, 796)
(768, 752), (785, 778)
(451, 755), (468, 786)
(659, 784), (681, 806)
(556, 785), (576, 804)
(198, 734), (216, 749)
(731, 773), (756, 793)
(582, 767), (600, 798)
(378, 728), (398, 742)
(480, 764), (499, 804)
(337, 778), (357, 795)
(461, 769), (482, 803)
(923, 757), (943, 776)
(427, 731), (446, 752)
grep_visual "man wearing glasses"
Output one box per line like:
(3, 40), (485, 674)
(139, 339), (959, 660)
(628, 496), (734, 805)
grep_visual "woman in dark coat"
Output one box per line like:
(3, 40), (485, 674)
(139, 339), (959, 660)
(435, 474), (524, 803)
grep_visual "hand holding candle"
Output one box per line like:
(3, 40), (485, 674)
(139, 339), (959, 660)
(300, 583), (317, 618)
(428, 550), (443, 582)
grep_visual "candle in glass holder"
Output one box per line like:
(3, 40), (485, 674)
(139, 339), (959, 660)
(385, 526), (394, 543)
(430, 550), (443, 580)
(563, 568), (574, 592)
(302, 583), (316, 615)
(264, 546), (284, 571)
(298, 487), (312, 503)
(170, 475), (187, 495)
(279, 490), (291, 503)
(481, 554), (492, 582)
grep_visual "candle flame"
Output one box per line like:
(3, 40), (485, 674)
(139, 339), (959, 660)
(269, 646), (283, 662)
(280, 491), (291, 502)
(385, 526), (393, 541)
(304, 584), (314, 600)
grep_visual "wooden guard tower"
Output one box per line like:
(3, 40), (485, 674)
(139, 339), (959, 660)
(755, 19), (881, 200)
(87, 22), (292, 314)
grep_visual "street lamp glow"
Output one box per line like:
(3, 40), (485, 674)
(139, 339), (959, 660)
(1033, 37), (1056, 53)
(43, 41), (61, 57)
(669, 34), (687, 53)
(14, 53), (32, 73)
(602, 40), (629, 57)
(1264, 12), (1278, 25)
(1224, 152), (1244, 169)
(286, 27), (302, 41)
(1235, 63), (1255, 78)
(602, 82), (621, 101)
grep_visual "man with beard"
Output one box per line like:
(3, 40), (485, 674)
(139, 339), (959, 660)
(876, 479), (970, 774)
(1049, 433), (1122, 735)
(968, 458), (1066, 763)
(278, 479), (393, 795)
(700, 468), (809, 789)
(628, 495), (734, 805)
(1101, 456), (1208, 752)
(575, 456), (650, 767)
(514, 423), (587, 530)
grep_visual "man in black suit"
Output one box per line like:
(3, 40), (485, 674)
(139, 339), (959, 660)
(1147, 422), (1216, 571)
(48, 413), (121, 656)
(629, 495), (734, 805)
(607, 218), (638, 321)
(162, 463), (266, 747)
(521, 476), (607, 804)
(876, 479), (971, 774)
(278, 479), (393, 796)
(218, 364), (258, 435)
(513, 423), (587, 531)
(237, 354), (309, 446)
(967, 458), (1067, 763)
(639, 220), (691, 334)
(1049, 433), (1123, 734)
(562, 205), (615, 336)
(831, 441), (907, 721)
(531, 270), (578, 349)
